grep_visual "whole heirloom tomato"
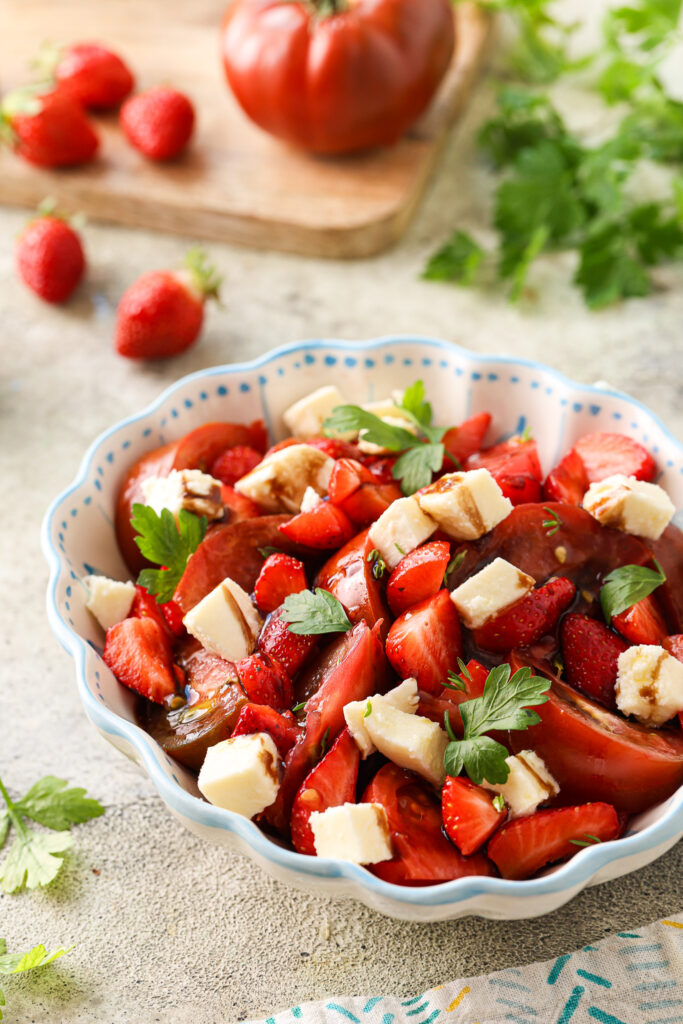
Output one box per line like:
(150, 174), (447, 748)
(220, 0), (456, 154)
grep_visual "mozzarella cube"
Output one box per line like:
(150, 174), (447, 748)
(616, 645), (683, 726)
(583, 474), (674, 541)
(234, 444), (334, 514)
(282, 386), (346, 440)
(417, 469), (513, 540)
(84, 575), (135, 631)
(450, 557), (535, 629)
(482, 750), (559, 818)
(300, 485), (322, 513)
(344, 679), (419, 758)
(198, 733), (280, 818)
(368, 496), (436, 570)
(358, 416), (418, 456)
(309, 803), (393, 864)
(183, 577), (263, 661)
(363, 701), (449, 787)
(142, 469), (224, 521)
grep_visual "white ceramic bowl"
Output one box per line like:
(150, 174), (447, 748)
(42, 337), (683, 922)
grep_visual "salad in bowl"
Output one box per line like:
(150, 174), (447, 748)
(43, 338), (683, 920)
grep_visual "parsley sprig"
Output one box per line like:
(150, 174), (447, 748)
(0, 939), (72, 1021)
(281, 589), (352, 635)
(443, 664), (550, 785)
(600, 560), (667, 622)
(0, 774), (104, 894)
(132, 503), (207, 603)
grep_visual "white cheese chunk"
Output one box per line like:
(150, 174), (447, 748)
(583, 474), (675, 540)
(367, 496), (437, 571)
(358, 416), (418, 456)
(482, 750), (559, 818)
(300, 485), (322, 513)
(282, 385), (346, 440)
(142, 469), (224, 521)
(363, 701), (449, 787)
(344, 679), (419, 758)
(616, 645), (683, 726)
(198, 733), (281, 818)
(362, 399), (412, 422)
(233, 444), (334, 514)
(183, 577), (263, 662)
(417, 468), (513, 540)
(83, 575), (135, 631)
(450, 557), (535, 629)
(310, 802), (393, 864)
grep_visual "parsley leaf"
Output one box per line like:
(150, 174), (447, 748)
(422, 231), (485, 285)
(392, 443), (445, 495)
(0, 939), (72, 1021)
(600, 560), (667, 621)
(132, 503), (207, 603)
(13, 776), (105, 831)
(281, 588), (352, 635)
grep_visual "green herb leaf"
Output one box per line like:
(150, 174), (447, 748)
(366, 549), (387, 580)
(132, 504), (207, 603)
(443, 671), (467, 693)
(423, 231), (485, 285)
(0, 832), (73, 894)
(569, 833), (603, 847)
(493, 794), (506, 812)
(392, 443), (445, 495)
(444, 550), (467, 584)
(444, 735), (512, 786)
(542, 507), (563, 536)
(323, 406), (417, 453)
(14, 777), (104, 832)
(281, 588), (352, 636)
(364, 701), (372, 719)
(258, 546), (281, 558)
(600, 560), (667, 621)
(0, 942), (73, 975)
(291, 701), (307, 714)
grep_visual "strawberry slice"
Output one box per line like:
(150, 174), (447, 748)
(473, 577), (576, 653)
(362, 764), (494, 884)
(290, 729), (360, 855)
(362, 456), (397, 485)
(231, 702), (301, 758)
(341, 482), (403, 527)
(417, 658), (489, 732)
(442, 412), (491, 465)
(176, 639), (235, 701)
(219, 484), (263, 521)
(573, 432), (656, 483)
(487, 802), (621, 880)
(466, 438), (543, 505)
(328, 458), (374, 505)
(131, 584), (174, 641)
(386, 541), (451, 616)
(258, 606), (319, 676)
(385, 589), (463, 694)
(560, 614), (628, 708)
(103, 617), (178, 705)
(442, 776), (507, 855)
(543, 449), (589, 506)
(307, 437), (363, 461)
(664, 634), (683, 662)
(612, 595), (668, 646)
(254, 553), (307, 614)
(278, 502), (354, 549)
(210, 445), (263, 486)
(234, 652), (293, 711)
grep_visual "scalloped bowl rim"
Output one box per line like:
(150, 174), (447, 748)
(41, 336), (683, 914)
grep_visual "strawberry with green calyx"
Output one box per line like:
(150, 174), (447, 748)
(33, 41), (135, 111)
(114, 248), (222, 360)
(15, 198), (86, 304)
(0, 84), (99, 167)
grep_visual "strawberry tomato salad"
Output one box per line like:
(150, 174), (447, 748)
(85, 383), (683, 884)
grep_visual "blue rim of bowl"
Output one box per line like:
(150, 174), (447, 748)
(41, 336), (683, 909)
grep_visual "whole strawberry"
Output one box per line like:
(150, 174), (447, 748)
(46, 42), (135, 110)
(16, 201), (86, 303)
(120, 86), (194, 161)
(115, 247), (221, 360)
(0, 86), (99, 167)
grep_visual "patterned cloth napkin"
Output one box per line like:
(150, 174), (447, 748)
(251, 915), (682, 1024)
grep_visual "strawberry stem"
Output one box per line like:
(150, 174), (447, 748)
(184, 247), (222, 302)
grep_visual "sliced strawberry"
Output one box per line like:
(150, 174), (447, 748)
(210, 445), (263, 486)
(234, 652), (293, 711)
(466, 438), (543, 506)
(220, 483), (263, 521)
(328, 458), (373, 505)
(664, 635), (683, 662)
(417, 659), (489, 732)
(248, 419), (269, 453)
(543, 449), (589, 506)
(362, 456), (397, 485)
(231, 702), (301, 758)
(385, 589), (463, 694)
(487, 803), (620, 880)
(612, 595), (668, 646)
(386, 541), (451, 616)
(442, 777), (507, 855)
(278, 502), (354, 549)
(160, 597), (186, 636)
(290, 729), (360, 855)
(254, 554), (307, 614)
(473, 577), (576, 653)
(307, 437), (363, 461)
(442, 411), (491, 465)
(362, 764), (494, 884)
(103, 617), (178, 705)
(341, 482), (403, 527)
(176, 638), (236, 701)
(573, 432), (656, 483)
(131, 584), (174, 641)
(258, 607), (319, 677)
(560, 614), (629, 709)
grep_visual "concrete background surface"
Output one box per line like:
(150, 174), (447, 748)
(1, 4), (682, 1019)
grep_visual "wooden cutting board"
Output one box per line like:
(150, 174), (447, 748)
(0, 1), (491, 258)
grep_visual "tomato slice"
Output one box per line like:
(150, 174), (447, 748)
(315, 529), (390, 638)
(115, 441), (179, 574)
(172, 421), (266, 470)
(649, 523), (683, 633)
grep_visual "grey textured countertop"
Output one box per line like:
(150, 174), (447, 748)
(1, 31), (683, 1023)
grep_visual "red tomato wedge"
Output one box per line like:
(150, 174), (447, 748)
(290, 729), (360, 856)
(315, 529), (390, 637)
(175, 637), (236, 702)
(172, 421), (266, 470)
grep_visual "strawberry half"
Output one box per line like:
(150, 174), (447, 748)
(211, 445), (263, 486)
(328, 458), (373, 505)
(257, 607), (318, 677)
(473, 577), (576, 652)
(362, 456), (397, 485)
(560, 614), (628, 708)
(442, 777), (507, 855)
(234, 652), (293, 711)
(442, 411), (491, 465)
(290, 729), (360, 855)
(612, 595), (668, 646)
(341, 482), (403, 527)
(543, 449), (589, 506)
(385, 589), (463, 694)
(664, 634), (683, 662)
(386, 541), (451, 616)
(254, 554), (307, 614)
(103, 617), (178, 705)
(574, 431), (656, 483)
(278, 501), (354, 549)
(307, 437), (363, 461)
(231, 702), (301, 759)
(466, 437), (543, 505)
(487, 803), (621, 880)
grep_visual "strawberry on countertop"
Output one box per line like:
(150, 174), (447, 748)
(560, 613), (629, 708)
(15, 201), (85, 304)
(120, 86), (195, 160)
(1, 85), (99, 167)
(38, 41), (134, 109)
